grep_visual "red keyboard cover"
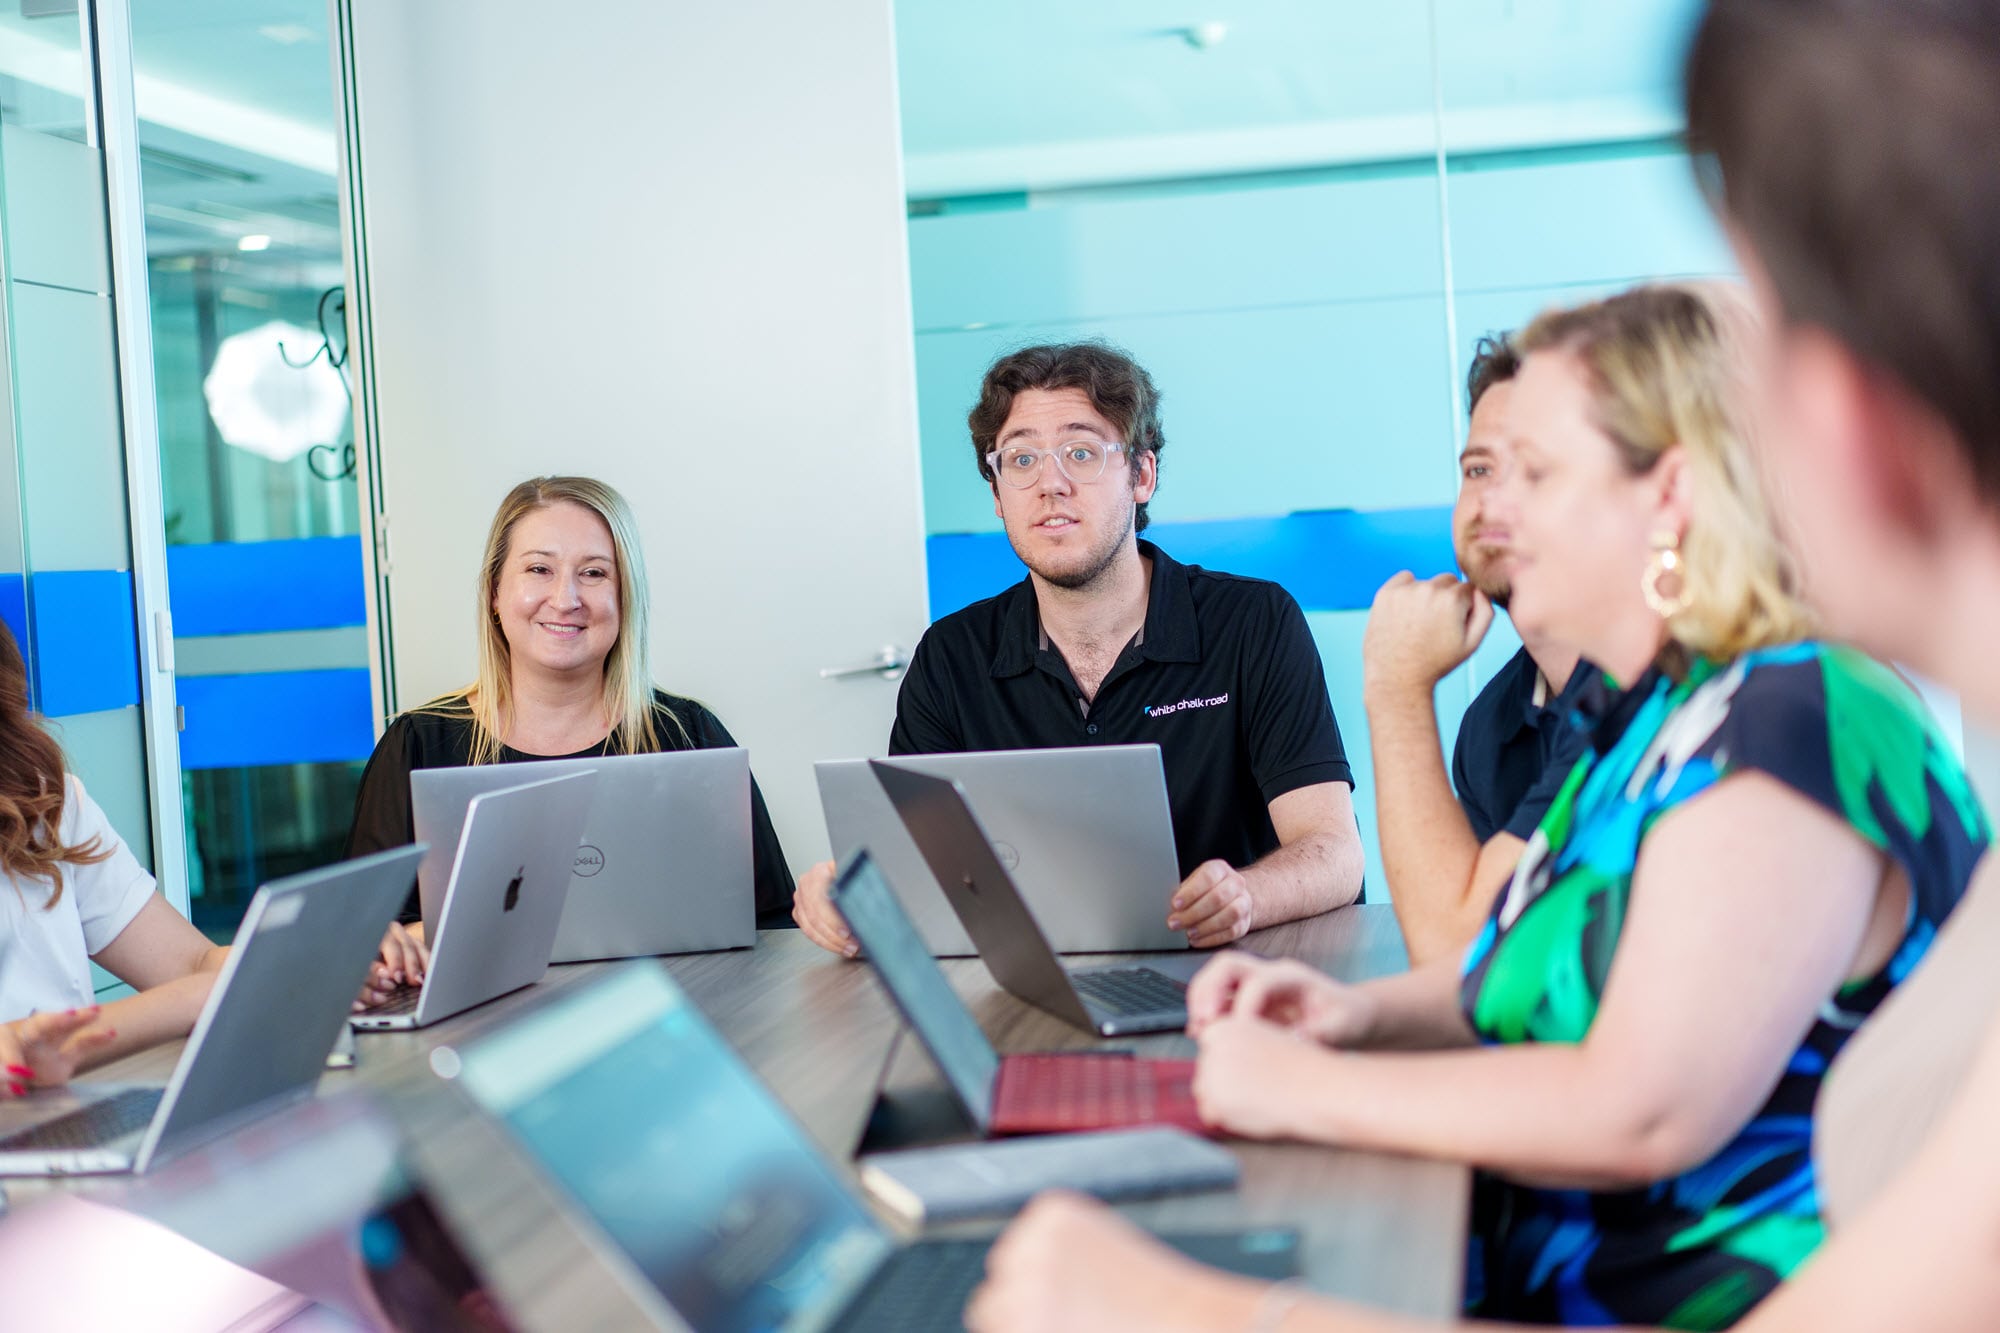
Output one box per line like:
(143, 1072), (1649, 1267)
(990, 1053), (1207, 1135)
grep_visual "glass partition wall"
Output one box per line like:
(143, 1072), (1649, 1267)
(894, 0), (1734, 896)
(0, 1), (365, 945)
(0, 0), (186, 970)
(128, 2), (369, 939)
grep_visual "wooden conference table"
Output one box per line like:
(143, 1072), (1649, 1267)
(30, 904), (1469, 1329)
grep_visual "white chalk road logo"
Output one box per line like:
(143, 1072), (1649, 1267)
(1143, 692), (1230, 719)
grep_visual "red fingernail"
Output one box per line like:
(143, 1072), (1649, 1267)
(7, 1083), (24, 1096)
(5, 1065), (31, 1077)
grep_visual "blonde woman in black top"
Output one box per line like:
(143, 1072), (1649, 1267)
(345, 477), (792, 1002)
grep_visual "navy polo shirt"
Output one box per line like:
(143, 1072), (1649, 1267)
(1451, 646), (1593, 842)
(889, 540), (1353, 878)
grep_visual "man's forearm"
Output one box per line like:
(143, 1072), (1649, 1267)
(1242, 826), (1365, 927)
(1367, 682), (1488, 964)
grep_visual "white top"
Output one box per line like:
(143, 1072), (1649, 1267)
(0, 777), (156, 1022)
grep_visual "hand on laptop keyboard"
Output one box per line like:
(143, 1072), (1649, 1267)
(356, 922), (429, 1011)
(360, 986), (424, 1018)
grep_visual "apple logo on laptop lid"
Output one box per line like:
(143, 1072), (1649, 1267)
(503, 867), (525, 912)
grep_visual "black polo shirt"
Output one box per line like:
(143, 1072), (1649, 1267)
(1450, 646), (1593, 842)
(888, 540), (1353, 878)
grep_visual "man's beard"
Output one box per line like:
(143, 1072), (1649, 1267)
(1013, 503), (1135, 592)
(1462, 543), (1513, 610)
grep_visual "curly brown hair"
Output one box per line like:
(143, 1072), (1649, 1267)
(967, 342), (1165, 532)
(0, 622), (108, 908)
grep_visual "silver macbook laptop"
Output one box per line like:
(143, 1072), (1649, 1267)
(352, 771), (596, 1031)
(0, 845), (424, 1177)
(411, 749), (754, 963)
(872, 763), (1190, 1037)
(815, 745), (1184, 956)
(437, 964), (1300, 1331)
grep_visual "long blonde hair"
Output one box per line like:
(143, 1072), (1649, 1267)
(1517, 283), (1814, 663)
(417, 476), (675, 764)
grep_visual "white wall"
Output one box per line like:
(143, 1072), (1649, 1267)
(339, 0), (931, 868)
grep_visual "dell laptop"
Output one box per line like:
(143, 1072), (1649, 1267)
(816, 745), (1183, 956)
(352, 771), (596, 1031)
(439, 962), (1298, 1332)
(0, 845), (424, 1176)
(872, 762), (1190, 1036)
(831, 849), (1209, 1137)
(412, 749), (754, 962)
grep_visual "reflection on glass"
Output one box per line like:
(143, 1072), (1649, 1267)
(0, 0), (94, 709)
(130, 2), (368, 940)
(0, 5), (89, 138)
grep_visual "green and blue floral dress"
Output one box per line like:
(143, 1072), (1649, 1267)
(1461, 641), (1988, 1329)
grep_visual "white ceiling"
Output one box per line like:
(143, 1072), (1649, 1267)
(893, 0), (1704, 196)
(1, 0), (1707, 247)
(0, 1), (339, 271)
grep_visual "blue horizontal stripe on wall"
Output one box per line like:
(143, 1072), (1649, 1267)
(925, 505), (1457, 621)
(178, 668), (375, 770)
(30, 569), (141, 718)
(167, 536), (368, 637)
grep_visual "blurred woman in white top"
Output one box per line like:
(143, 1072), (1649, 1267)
(0, 621), (229, 1094)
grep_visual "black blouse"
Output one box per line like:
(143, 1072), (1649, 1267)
(344, 690), (796, 928)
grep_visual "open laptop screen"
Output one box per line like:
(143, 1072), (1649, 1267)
(452, 966), (889, 1332)
(830, 851), (1002, 1131)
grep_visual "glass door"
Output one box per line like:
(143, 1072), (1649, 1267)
(128, 1), (371, 941)
(0, 0), (187, 942)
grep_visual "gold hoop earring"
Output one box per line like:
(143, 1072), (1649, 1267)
(1642, 530), (1692, 619)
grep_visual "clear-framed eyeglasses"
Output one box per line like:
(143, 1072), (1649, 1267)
(984, 439), (1130, 488)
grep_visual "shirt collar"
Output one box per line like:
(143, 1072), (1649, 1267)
(1492, 650), (1592, 741)
(990, 539), (1201, 679)
(1574, 654), (1718, 754)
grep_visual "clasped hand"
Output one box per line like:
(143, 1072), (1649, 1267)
(1362, 571), (1494, 696)
(1185, 953), (1375, 1140)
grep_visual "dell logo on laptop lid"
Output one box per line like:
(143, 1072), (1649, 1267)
(574, 845), (605, 877)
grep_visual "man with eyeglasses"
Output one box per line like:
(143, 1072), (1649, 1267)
(793, 341), (1365, 956)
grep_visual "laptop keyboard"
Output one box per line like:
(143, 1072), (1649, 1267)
(1071, 966), (1186, 1017)
(0, 1087), (163, 1151)
(991, 1053), (1202, 1135)
(361, 985), (424, 1016)
(829, 1238), (991, 1332)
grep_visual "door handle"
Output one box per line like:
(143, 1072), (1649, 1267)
(819, 644), (910, 682)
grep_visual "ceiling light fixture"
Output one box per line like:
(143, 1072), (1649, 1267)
(1183, 21), (1229, 50)
(237, 234), (272, 252)
(203, 321), (350, 464)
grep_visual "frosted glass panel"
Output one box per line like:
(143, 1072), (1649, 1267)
(53, 705), (156, 875)
(0, 125), (110, 294)
(10, 283), (134, 572)
(0, 34), (160, 890)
